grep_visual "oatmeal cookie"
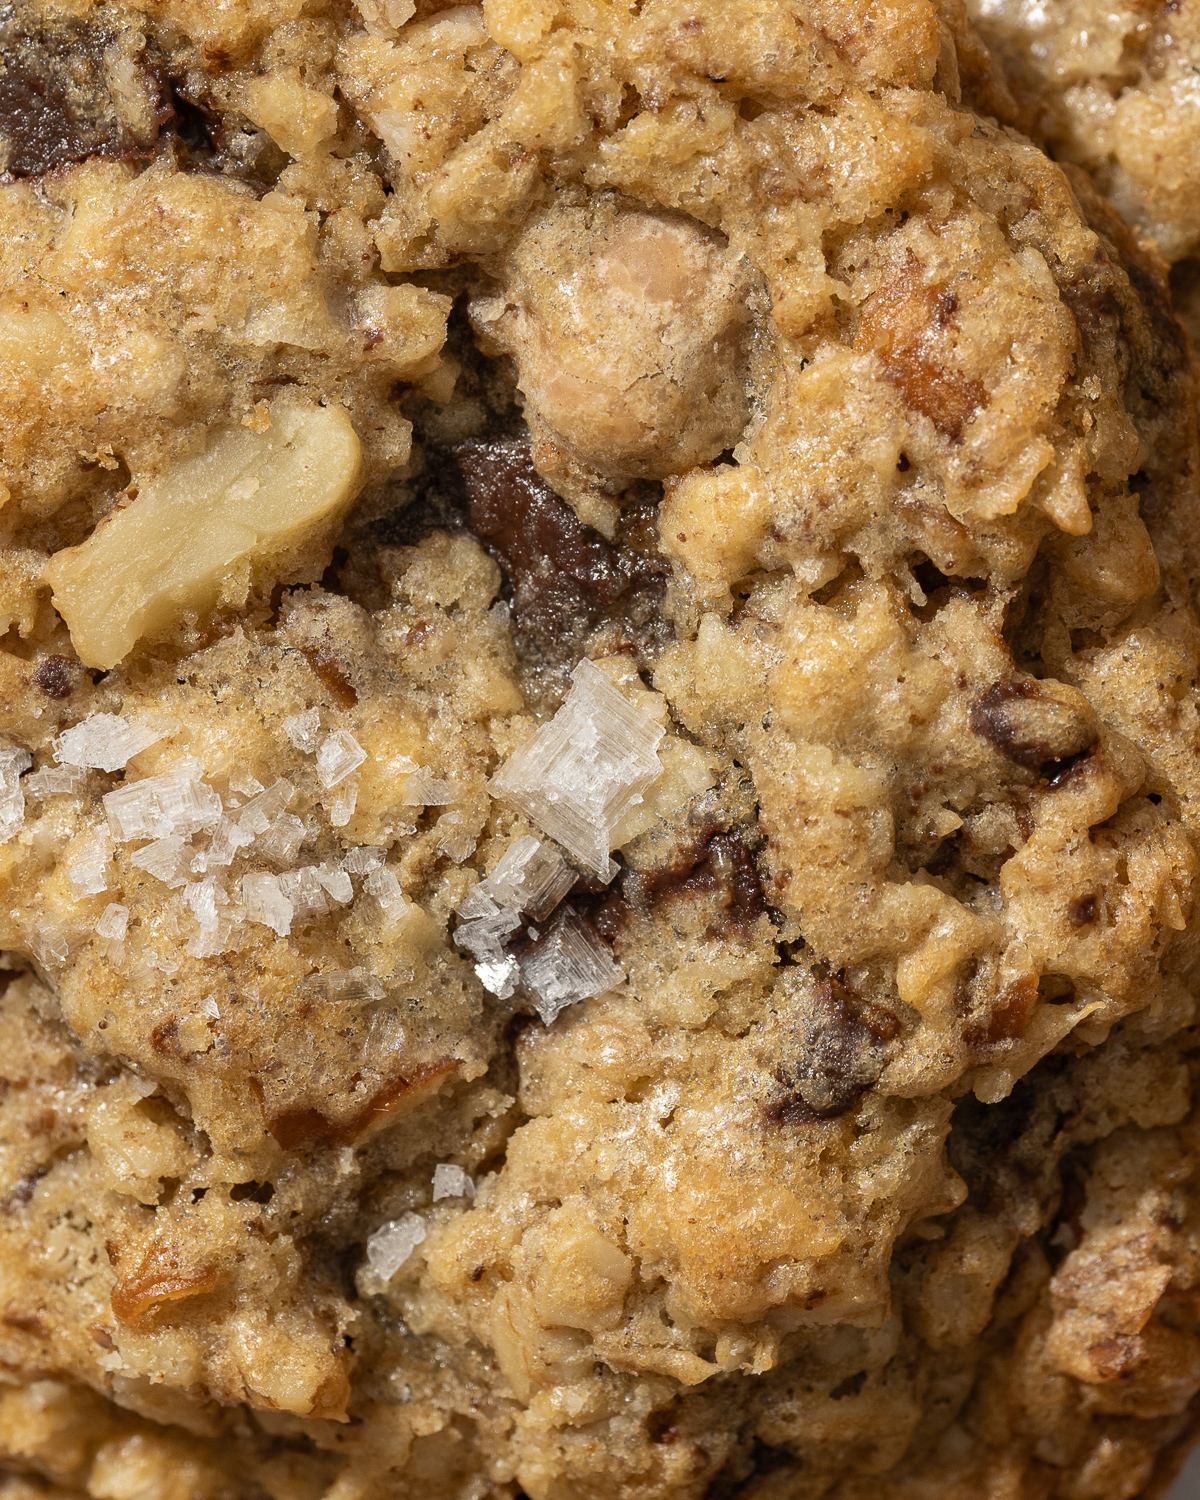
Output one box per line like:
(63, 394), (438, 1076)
(2, 0), (1200, 1497)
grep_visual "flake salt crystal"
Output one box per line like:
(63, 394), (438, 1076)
(488, 658), (664, 879)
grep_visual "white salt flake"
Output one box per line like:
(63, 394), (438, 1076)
(237, 778), (294, 837)
(315, 862), (353, 904)
(280, 866), (329, 921)
(203, 814), (255, 868)
(226, 770), (266, 802)
(130, 834), (189, 888)
(344, 845), (385, 875)
(104, 759), (222, 842)
(401, 765), (456, 806)
(455, 895), (521, 965)
(184, 878), (222, 932)
(453, 836), (577, 991)
(325, 779), (359, 827)
(282, 706), (321, 753)
(67, 831), (112, 899)
(365, 865), (408, 924)
(481, 835), (574, 922)
(54, 713), (176, 773)
(436, 811), (476, 863)
(185, 915), (244, 959)
(316, 730), (366, 788)
(95, 903), (129, 942)
(29, 920), (71, 967)
(519, 905), (625, 1025)
(489, 659), (664, 879)
(366, 1212), (426, 1281)
(305, 966), (387, 1003)
(432, 1164), (475, 1201)
(475, 955), (520, 999)
(0, 746), (30, 844)
(200, 995), (220, 1019)
(24, 763), (86, 798)
(241, 872), (294, 936)
(256, 811), (306, 866)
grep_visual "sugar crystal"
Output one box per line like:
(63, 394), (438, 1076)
(0, 746), (30, 844)
(104, 759), (222, 842)
(489, 658), (664, 878)
(282, 706), (321, 753)
(241, 872), (294, 936)
(316, 729), (366, 788)
(432, 1164), (475, 1201)
(366, 1212), (426, 1281)
(519, 905), (625, 1025)
(54, 713), (176, 773)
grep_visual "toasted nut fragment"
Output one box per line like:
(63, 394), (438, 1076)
(111, 1243), (218, 1325)
(45, 395), (362, 669)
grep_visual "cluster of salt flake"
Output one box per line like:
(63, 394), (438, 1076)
(518, 906), (625, 1025)
(0, 745), (30, 843)
(489, 658), (664, 878)
(455, 835), (575, 998)
(54, 712), (176, 773)
(103, 759), (222, 842)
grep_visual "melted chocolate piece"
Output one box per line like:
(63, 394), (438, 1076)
(623, 826), (766, 938)
(767, 965), (898, 1124)
(31, 654), (76, 700)
(969, 678), (1098, 777)
(0, 17), (169, 178)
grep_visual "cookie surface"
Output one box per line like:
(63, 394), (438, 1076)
(3, 2), (1200, 1498)
(962, 0), (1200, 268)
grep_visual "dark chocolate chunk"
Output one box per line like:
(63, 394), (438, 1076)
(0, 16), (169, 178)
(623, 826), (766, 938)
(31, 654), (76, 700)
(445, 437), (668, 657)
(969, 677), (1099, 776)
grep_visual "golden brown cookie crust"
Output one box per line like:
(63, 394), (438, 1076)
(2, 1), (1200, 1498)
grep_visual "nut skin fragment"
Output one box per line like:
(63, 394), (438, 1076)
(44, 394), (362, 670)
